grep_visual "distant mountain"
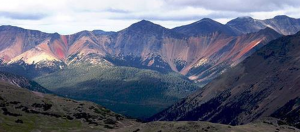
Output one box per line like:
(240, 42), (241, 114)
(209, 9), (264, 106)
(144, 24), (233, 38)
(226, 17), (266, 34)
(0, 25), (112, 78)
(0, 25), (50, 62)
(173, 18), (237, 36)
(103, 20), (184, 71)
(150, 32), (300, 129)
(227, 15), (300, 35)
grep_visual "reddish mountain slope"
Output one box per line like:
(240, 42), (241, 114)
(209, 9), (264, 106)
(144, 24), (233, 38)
(3, 29), (111, 65)
(0, 26), (50, 62)
(184, 28), (281, 85)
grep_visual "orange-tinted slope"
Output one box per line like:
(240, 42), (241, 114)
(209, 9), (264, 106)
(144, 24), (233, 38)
(0, 28), (110, 64)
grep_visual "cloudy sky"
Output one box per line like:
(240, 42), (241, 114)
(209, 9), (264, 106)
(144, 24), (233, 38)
(0, 0), (299, 34)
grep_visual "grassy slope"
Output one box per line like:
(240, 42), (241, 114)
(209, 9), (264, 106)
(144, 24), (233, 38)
(0, 82), (136, 132)
(117, 118), (300, 132)
(34, 64), (199, 119)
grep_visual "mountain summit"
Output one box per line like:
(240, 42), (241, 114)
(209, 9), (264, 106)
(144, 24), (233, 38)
(173, 18), (236, 36)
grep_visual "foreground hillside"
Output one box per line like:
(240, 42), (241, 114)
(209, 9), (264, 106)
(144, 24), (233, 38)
(34, 64), (199, 119)
(117, 118), (299, 132)
(150, 31), (300, 128)
(1, 82), (298, 132)
(0, 81), (137, 131)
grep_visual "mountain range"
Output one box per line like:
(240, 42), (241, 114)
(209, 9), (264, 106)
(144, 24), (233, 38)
(1, 15), (299, 86)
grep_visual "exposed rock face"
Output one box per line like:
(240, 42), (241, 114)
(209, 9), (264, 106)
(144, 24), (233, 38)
(0, 26), (50, 62)
(150, 32), (300, 129)
(182, 27), (281, 86)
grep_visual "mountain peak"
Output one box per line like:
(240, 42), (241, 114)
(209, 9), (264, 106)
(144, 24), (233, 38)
(256, 27), (281, 36)
(273, 15), (291, 20)
(227, 16), (255, 25)
(0, 25), (47, 35)
(236, 16), (254, 21)
(0, 25), (26, 32)
(199, 18), (214, 21)
(195, 18), (218, 24)
(237, 16), (253, 19)
(138, 19), (153, 23)
(173, 18), (236, 36)
(131, 20), (158, 27)
(123, 20), (167, 34)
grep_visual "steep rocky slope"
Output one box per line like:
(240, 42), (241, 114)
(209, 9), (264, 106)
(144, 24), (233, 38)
(0, 26), (50, 62)
(150, 32), (300, 129)
(184, 27), (281, 86)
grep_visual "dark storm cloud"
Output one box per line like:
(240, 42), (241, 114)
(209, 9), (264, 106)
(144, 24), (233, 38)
(0, 12), (47, 20)
(165, 0), (300, 12)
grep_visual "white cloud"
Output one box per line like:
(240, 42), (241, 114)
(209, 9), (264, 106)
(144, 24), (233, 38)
(0, 0), (299, 34)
